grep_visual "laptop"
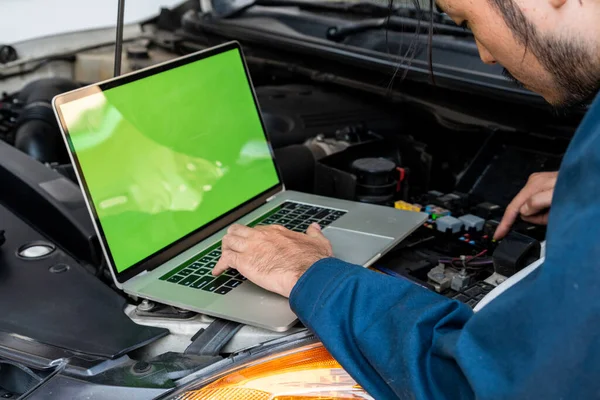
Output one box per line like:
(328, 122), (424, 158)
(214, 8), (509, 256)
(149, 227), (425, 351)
(52, 41), (427, 332)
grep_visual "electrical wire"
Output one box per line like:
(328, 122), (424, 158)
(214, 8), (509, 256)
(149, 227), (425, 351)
(438, 249), (491, 269)
(469, 249), (488, 261)
(452, 259), (493, 270)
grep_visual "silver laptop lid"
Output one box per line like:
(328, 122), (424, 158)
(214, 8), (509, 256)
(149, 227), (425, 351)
(52, 42), (284, 284)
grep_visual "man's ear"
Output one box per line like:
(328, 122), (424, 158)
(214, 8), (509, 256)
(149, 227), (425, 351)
(549, 0), (567, 9)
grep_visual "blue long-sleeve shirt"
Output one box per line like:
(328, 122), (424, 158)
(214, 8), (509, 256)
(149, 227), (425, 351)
(289, 94), (600, 400)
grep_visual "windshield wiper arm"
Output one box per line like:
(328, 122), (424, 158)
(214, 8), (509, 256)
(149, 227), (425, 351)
(285, 0), (448, 20)
(301, 0), (405, 17)
(207, 0), (471, 41)
(326, 16), (471, 42)
(212, 0), (444, 19)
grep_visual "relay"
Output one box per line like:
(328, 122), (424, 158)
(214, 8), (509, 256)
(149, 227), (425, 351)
(459, 214), (485, 232)
(436, 216), (464, 234)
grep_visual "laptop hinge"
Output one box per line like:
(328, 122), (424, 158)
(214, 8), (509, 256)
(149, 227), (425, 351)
(266, 183), (285, 202)
(129, 269), (149, 283)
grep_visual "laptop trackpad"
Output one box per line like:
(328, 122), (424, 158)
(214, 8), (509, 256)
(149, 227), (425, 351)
(323, 227), (393, 266)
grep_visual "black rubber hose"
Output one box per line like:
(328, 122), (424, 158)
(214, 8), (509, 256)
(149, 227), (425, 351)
(14, 78), (79, 163)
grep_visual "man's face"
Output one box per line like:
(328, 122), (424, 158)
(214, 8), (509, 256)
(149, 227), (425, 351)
(436, 0), (600, 108)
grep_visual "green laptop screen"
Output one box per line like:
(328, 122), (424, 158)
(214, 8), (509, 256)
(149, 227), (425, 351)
(59, 48), (280, 273)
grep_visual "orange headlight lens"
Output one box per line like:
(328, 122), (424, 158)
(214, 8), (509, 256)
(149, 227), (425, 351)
(176, 343), (372, 399)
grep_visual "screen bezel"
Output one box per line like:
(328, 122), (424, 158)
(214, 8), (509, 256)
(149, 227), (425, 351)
(53, 41), (284, 284)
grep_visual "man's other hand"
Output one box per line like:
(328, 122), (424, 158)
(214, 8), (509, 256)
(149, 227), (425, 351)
(212, 223), (333, 298)
(494, 171), (558, 240)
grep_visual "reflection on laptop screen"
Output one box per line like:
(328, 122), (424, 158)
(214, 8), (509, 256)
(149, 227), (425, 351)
(59, 48), (280, 273)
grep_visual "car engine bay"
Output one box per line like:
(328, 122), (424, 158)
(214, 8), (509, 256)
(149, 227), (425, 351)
(0, 18), (579, 398)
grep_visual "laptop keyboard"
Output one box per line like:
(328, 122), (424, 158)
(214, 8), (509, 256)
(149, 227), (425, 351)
(159, 201), (346, 295)
(255, 201), (346, 231)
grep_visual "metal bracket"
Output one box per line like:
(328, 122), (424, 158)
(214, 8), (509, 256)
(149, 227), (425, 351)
(134, 300), (196, 319)
(185, 318), (242, 356)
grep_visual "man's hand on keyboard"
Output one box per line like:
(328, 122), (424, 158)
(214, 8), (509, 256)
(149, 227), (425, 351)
(212, 223), (332, 297)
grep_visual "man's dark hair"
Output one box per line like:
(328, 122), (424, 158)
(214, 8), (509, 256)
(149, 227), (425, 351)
(385, 0), (436, 87)
(427, 0), (435, 83)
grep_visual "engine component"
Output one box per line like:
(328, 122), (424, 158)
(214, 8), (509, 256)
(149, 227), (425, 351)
(14, 78), (79, 163)
(427, 190), (444, 197)
(474, 201), (503, 220)
(424, 204), (451, 220)
(427, 263), (473, 293)
(135, 300), (196, 319)
(274, 136), (351, 193)
(455, 134), (564, 209)
(303, 135), (350, 159)
(459, 214), (486, 232)
(435, 215), (464, 234)
(450, 281), (496, 308)
(435, 192), (469, 211)
(451, 268), (471, 291)
(0, 45), (18, 64)
(351, 157), (398, 205)
(74, 42), (174, 83)
(0, 139), (100, 265)
(394, 200), (422, 212)
(255, 85), (402, 149)
(0, 202), (168, 360)
(492, 231), (541, 277)
(185, 318), (242, 356)
(427, 264), (456, 293)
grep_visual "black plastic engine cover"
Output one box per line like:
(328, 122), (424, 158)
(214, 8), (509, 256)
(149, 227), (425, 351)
(255, 85), (403, 148)
(0, 203), (168, 359)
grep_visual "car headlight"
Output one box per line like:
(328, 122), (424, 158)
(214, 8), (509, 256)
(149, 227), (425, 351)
(171, 342), (373, 399)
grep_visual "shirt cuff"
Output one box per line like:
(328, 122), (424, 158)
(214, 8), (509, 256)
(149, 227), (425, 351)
(289, 257), (362, 321)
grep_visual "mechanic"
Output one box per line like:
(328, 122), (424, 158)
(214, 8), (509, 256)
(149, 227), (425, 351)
(213, 0), (600, 396)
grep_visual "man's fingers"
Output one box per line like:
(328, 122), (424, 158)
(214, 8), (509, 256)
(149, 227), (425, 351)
(306, 223), (333, 255)
(520, 190), (553, 216)
(255, 224), (287, 233)
(227, 224), (254, 238)
(212, 251), (237, 276)
(495, 182), (556, 239)
(494, 177), (553, 240)
(522, 212), (550, 225)
(536, 172), (558, 191)
(494, 216), (514, 241)
(214, 225), (254, 276)
(305, 222), (324, 239)
(306, 223), (331, 247)
(222, 233), (248, 253)
(495, 194), (529, 240)
(212, 254), (229, 276)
